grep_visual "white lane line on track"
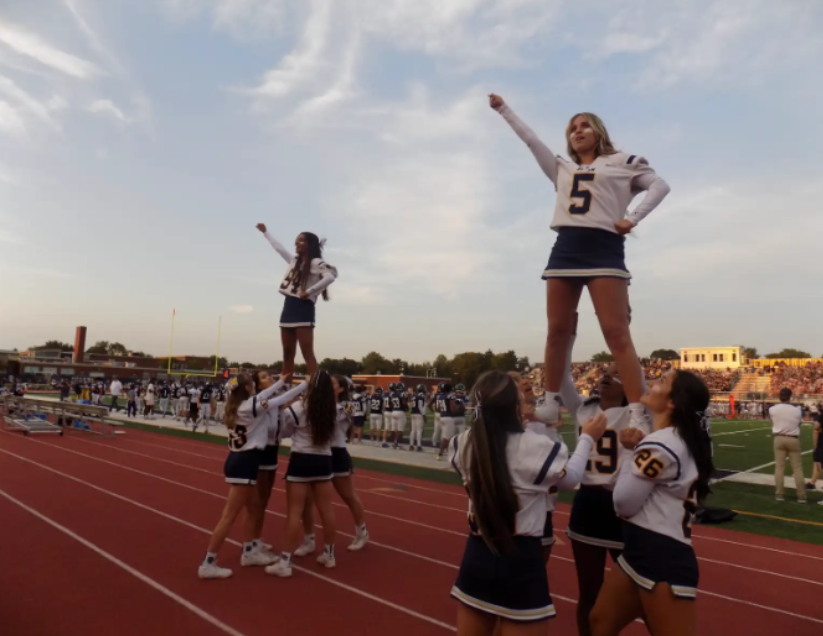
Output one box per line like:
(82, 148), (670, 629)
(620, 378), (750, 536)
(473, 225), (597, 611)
(0, 488), (251, 636)
(0, 446), (456, 632)
(7, 433), (823, 625)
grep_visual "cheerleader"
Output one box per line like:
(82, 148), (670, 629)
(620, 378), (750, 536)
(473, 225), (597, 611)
(198, 372), (307, 579)
(449, 370), (606, 635)
(509, 371), (562, 564)
(558, 315), (650, 636)
(266, 370), (338, 578)
(590, 370), (712, 636)
(296, 375), (370, 554)
(256, 223), (337, 377)
(490, 93), (670, 432)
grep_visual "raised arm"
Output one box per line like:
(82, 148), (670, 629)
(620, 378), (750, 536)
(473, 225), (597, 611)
(559, 332), (584, 422)
(264, 381), (308, 411)
(256, 223), (293, 264)
(491, 94), (558, 185)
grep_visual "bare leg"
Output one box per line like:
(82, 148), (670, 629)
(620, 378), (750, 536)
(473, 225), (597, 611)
(639, 584), (697, 636)
(281, 328), (298, 377)
(332, 475), (366, 527)
(311, 480), (337, 547)
(590, 564), (643, 636)
(457, 604), (498, 636)
(282, 481), (309, 553)
(295, 327), (317, 376)
(587, 278), (643, 403)
(571, 540), (610, 636)
(544, 279), (585, 392)
(252, 471), (276, 540)
(206, 485), (254, 554)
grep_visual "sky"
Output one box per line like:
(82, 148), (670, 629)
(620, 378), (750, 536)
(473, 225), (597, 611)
(1, 0), (822, 366)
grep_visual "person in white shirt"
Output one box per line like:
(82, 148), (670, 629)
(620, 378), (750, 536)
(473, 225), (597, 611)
(448, 370), (606, 633)
(144, 381), (156, 419)
(769, 388), (806, 503)
(590, 370), (713, 636)
(198, 372), (306, 580)
(256, 223), (338, 379)
(490, 93), (670, 435)
(109, 379), (123, 412)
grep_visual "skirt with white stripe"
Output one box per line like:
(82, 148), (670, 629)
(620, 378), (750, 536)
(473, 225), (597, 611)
(279, 294), (316, 329)
(617, 522), (699, 600)
(543, 227), (630, 279)
(451, 534), (555, 622)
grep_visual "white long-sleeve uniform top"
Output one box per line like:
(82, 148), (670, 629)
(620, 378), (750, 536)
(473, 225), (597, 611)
(280, 401), (333, 456)
(496, 105), (670, 233)
(228, 381), (307, 452)
(449, 428), (594, 538)
(262, 231), (338, 303)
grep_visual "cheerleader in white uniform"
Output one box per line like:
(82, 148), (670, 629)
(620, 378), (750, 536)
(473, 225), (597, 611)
(256, 223), (337, 377)
(590, 370), (712, 636)
(490, 93), (670, 433)
(198, 372), (307, 579)
(449, 371), (607, 635)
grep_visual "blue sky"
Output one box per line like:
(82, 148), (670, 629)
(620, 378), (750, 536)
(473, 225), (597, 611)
(1, 0), (822, 365)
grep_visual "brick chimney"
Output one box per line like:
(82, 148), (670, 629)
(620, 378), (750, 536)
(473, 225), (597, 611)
(73, 326), (87, 364)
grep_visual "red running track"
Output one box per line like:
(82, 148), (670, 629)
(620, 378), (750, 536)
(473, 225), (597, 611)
(1, 427), (822, 636)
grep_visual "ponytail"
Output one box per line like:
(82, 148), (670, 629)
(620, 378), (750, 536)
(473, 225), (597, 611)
(670, 371), (714, 502)
(466, 371), (524, 555)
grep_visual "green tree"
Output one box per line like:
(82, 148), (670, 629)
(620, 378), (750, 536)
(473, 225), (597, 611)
(452, 351), (495, 389)
(516, 356), (531, 371)
(432, 354), (453, 379)
(591, 351), (614, 362)
(360, 351), (395, 375)
(741, 346), (758, 360)
(649, 349), (679, 361)
(86, 341), (110, 354)
(492, 350), (519, 372)
(108, 342), (128, 356)
(765, 349), (811, 359)
(320, 358), (361, 377)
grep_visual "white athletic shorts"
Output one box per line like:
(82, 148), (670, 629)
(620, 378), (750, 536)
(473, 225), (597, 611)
(411, 414), (425, 430)
(439, 416), (456, 441)
(454, 417), (466, 434)
(370, 414), (383, 431)
(392, 411), (407, 433)
(200, 404), (211, 420)
(384, 414), (393, 431)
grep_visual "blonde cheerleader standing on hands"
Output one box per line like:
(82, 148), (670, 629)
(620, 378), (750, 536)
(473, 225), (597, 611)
(256, 223), (337, 377)
(490, 94), (670, 431)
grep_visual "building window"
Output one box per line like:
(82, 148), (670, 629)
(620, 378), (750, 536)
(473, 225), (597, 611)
(719, 354), (724, 362)
(733, 353), (737, 362)
(701, 354), (705, 362)
(713, 354), (717, 362)
(684, 354), (689, 362)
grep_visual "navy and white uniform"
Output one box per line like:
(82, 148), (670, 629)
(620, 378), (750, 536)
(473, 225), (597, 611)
(331, 403), (354, 477)
(199, 386), (213, 420)
(496, 104), (670, 279)
(158, 385), (170, 415)
(391, 390), (407, 433)
(434, 391), (454, 440)
(614, 427), (701, 599)
(259, 386), (291, 472)
(215, 387), (226, 421)
(382, 391), (393, 431)
(223, 380), (307, 485)
(410, 392), (427, 447)
(560, 338), (650, 550)
(449, 428), (595, 622)
(368, 393), (384, 431)
(525, 413), (563, 548)
(453, 394), (468, 434)
(262, 231), (338, 328)
(281, 401), (334, 482)
(351, 392), (367, 429)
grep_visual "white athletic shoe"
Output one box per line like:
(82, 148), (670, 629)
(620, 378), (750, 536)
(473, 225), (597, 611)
(265, 560), (293, 578)
(347, 531), (369, 552)
(294, 538), (316, 557)
(198, 562), (233, 579)
(316, 552), (336, 569)
(241, 549), (278, 567)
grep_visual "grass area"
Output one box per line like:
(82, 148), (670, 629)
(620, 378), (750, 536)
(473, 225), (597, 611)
(117, 419), (823, 547)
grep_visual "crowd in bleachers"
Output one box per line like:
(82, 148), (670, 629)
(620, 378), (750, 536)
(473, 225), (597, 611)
(768, 361), (823, 397)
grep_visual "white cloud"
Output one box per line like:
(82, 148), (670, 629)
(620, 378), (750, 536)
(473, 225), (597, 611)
(0, 75), (58, 131)
(87, 98), (129, 123)
(0, 100), (25, 136)
(0, 19), (100, 79)
(230, 305), (255, 314)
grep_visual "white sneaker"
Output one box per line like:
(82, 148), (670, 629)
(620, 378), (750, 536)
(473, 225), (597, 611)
(347, 530), (369, 552)
(241, 549), (278, 567)
(198, 562), (233, 579)
(316, 552), (336, 569)
(294, 538), (316, 557)
(265, 560), (293, 578)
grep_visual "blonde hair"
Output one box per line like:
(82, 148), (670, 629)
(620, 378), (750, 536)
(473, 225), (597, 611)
(566, 112), (618, 164)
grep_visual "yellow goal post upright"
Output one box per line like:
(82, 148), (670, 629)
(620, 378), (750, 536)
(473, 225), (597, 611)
(166, 310), (222, 380)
